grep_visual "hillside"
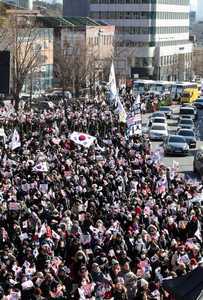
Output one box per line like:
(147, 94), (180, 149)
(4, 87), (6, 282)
(33, 0), (62, 16)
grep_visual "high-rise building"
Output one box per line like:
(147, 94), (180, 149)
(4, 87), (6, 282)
(63, 0), (89, 17)
(197, 0), (203, 21)
(189, 11), (196, 28)
(89, 0), (193, 81)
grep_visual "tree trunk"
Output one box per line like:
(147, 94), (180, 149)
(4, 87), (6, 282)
(14, 94), (20, 112)
(75, 77), (80, 98)
(62, 89), (68, 123)
(89, 79), (93, 97)
(29, 72), (33, 110)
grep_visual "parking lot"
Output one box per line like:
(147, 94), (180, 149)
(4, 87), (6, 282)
(142, 105), (203, 174)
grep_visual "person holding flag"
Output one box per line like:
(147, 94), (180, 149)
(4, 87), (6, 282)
(9, 129), (21, 150)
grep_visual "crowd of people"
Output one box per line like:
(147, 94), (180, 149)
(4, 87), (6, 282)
(0, 94), (202, 300)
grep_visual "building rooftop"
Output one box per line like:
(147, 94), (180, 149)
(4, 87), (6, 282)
(63, 17), (105, 27)
(36, 16), (73, 27)
(36, 16), (109, 28)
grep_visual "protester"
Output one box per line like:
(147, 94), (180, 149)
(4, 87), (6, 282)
(0, 94), (202, 300)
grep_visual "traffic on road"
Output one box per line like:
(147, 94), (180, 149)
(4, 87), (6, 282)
(142, 100), (203, 175)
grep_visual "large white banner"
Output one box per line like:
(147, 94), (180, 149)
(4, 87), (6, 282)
(108, 62), (127, 123)
(127, 94), (142, 136)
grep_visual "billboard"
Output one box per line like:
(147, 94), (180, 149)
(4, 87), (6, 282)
(0, 51), (10, 94)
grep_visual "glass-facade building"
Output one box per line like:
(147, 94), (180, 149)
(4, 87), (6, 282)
(22, 28), (54, 94)
(63, 0), (89, 17)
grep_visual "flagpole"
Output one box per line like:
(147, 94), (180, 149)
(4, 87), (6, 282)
(139, 92), (143, 136)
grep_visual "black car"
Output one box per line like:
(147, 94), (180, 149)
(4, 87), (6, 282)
(176, 129), (196, 148)
(164, 135), (189, 156)
(193, 98), (203, 109)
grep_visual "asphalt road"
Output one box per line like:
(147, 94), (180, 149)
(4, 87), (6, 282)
(142, 105), (203, 174)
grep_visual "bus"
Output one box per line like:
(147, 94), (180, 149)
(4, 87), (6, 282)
(133, 80), (172, 95)
(133, 80), (154, 93)
(181, 88), (199, 104)
(133, 80), (200, 100)
(171, 82), (200, 101)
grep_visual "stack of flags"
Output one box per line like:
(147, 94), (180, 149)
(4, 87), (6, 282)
(126, 94), (142, 137)
(108, 62), (142, 136)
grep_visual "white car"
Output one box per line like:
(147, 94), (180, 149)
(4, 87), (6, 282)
(150, 117), (168, 129)
(149, 124), (168, 141)
(19, 93), (30, 100)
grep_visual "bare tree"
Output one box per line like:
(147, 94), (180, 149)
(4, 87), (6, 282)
(54, 28), (116, 100)
(54, 36), (99, 97)
(111, 34), (136, 83)
(54, 37), (89, 120)
(0, 2), (7, 25)
(0, 3), (9, 48)
(6, 14), (42, 110)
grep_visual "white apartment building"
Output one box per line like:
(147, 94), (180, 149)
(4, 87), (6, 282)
(90, 0), (193, 81)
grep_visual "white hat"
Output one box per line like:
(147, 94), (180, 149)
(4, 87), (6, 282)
(139, 278), (148, 288)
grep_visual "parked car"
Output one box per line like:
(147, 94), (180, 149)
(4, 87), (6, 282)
(44, 90), (72, 99)
(179, 106), (197, 121)
(176, 129), (197, 148)
(164, 135), (189, 156)
(159, 106), (173, 118)
(20, 93), (30, 101)
(193, 98), (203, 109)
(149, 124), (168, 141)
(177, 118), (194, 130)
(194, 148), (203, 175)
(31, 101), (55, 111)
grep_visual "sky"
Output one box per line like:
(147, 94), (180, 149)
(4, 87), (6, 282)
(191, 0), (203, 21)
(190, 0), (197, 10)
